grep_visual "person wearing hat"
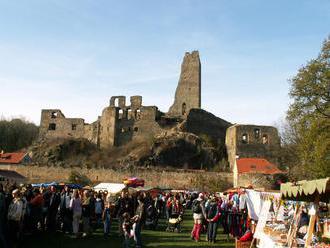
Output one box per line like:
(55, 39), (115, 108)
(7, 189), (24, 247)
(191, 193), (205, 242)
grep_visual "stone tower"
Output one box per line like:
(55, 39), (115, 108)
(168, 51), (201, 117)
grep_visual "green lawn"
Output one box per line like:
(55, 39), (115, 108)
(24, 210), (235, 248)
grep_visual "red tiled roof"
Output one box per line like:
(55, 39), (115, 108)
(0, 153), (27, 164)
(236, 158), (283, 175)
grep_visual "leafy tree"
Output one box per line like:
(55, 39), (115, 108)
(0, 118), (39, 152)
(286, 37), (330, 179)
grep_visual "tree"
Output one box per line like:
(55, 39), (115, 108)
(286, 37), (330, 179)
(0, 118), (39, 152)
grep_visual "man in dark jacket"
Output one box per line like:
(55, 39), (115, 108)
(116, 190), (134, 235)
(206, 196), (220, 243)
(60, 186), (72, 233)
(46, 186), (61, 232)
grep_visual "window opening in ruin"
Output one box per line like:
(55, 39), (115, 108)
(134, 127), (138, 132)
(262, 135), (268, 144)
(128, 127), (131, 131)
(182, 102), (186, 115)
(254, 128), (260, 139)
(114, 98), (119, 107)
(127, 109), (132, 120)
(72, 124), (77, 130)
(118, 109), (124, 119)
(48, 123), (56, 130)
(135, 109), (141, 120)
(51, 112), (58, 118)
(242, 133), (248, 144)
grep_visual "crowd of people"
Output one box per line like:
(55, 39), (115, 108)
(0, 180), (249, 248)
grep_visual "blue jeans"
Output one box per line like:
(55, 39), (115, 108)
(207, 222), (218, 241)
(104, 214), (111, 235)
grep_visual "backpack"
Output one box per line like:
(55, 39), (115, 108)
(192, 200), (202, 214)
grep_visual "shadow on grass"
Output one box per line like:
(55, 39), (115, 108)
(23, 210), (235, 248)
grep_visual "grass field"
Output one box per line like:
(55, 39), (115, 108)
(24, 210), (235, 248)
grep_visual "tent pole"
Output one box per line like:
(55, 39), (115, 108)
(304, 194), (320, 247)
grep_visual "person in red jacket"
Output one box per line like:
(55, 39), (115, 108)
(30, 188), (44, 232)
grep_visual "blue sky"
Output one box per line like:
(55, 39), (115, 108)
(0, 0), (329, 126)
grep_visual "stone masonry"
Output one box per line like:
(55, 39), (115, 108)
(168, 51), (201, 117)
(225, 124), (280, 169)
(39, 51), (282, 171)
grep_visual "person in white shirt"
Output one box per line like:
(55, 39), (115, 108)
(7, 189), (24, 247)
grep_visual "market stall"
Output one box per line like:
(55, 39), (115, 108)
(221, 187), (281, 248)
(251, 178), (330, 248)
(281, 177), (330, 247)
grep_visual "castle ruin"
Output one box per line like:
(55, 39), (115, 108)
(39, 50), (280, 168)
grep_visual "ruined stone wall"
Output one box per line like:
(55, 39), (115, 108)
(99, 96), (162, 147)
(99, 107), (117, 149)
(168, 51), (201, 117)
(5, 165), (233, 190)
(83, 120), (100, 145)
(39, 51), (202, 149)
(39, 109), (89, 140)
(226, 124), (280, 168)
(115, 106), (162, 146)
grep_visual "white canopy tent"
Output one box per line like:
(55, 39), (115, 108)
(93, 182), (126, 194)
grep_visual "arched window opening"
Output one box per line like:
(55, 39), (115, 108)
(182, 102), (186, 115)
(135, 109), (141, 120)
(242, 133), (248, 144)
(262, 135), (269, 144)
(118, 109), (124, 120)
(254, 128), (260, 139)
(114, 98), (119, 107)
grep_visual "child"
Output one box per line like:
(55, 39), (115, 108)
(102, 201), (111, 237)
(122, 212), (132, 248)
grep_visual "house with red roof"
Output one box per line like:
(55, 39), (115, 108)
(0, 152), (32, 166)
(233, 157), (284, 187)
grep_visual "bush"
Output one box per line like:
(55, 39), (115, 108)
(68, 170), (91, 186)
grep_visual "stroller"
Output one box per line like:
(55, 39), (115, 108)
(166, 213), (182, 233)
(144, 204), (158, 230)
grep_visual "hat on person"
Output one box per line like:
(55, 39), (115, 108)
(12, 189), (19, 194)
